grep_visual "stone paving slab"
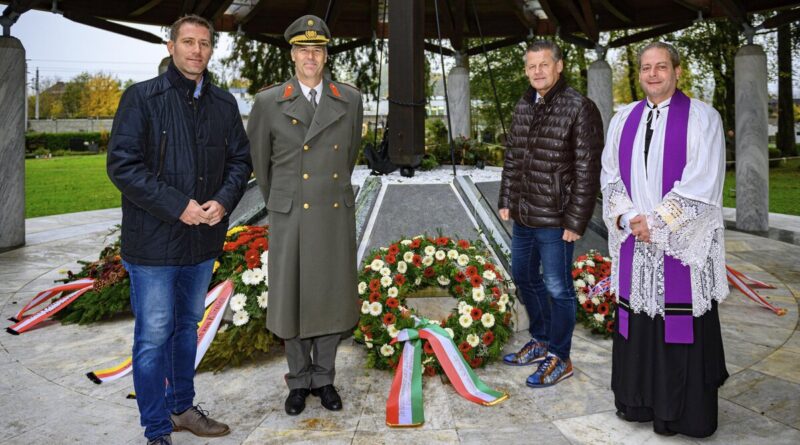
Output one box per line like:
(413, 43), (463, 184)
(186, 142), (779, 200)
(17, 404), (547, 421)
(1, 167), (799, 444)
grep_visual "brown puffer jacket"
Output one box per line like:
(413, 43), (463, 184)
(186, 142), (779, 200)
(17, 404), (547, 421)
(498, 78), (604, 235)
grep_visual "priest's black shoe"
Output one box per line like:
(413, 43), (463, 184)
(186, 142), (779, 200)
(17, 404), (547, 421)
(284, 388), (310, 416)
(311, 385), (342, 411)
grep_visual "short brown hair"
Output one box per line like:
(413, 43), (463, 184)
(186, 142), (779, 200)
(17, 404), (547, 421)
(169, 14), (215, 45)
(638, 42), (681, 68)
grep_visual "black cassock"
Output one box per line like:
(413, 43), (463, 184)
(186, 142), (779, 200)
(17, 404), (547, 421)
(612, 301), (728, 438)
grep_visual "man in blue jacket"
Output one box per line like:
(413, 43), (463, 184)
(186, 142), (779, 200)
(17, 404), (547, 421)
(107, 15), (252, 445)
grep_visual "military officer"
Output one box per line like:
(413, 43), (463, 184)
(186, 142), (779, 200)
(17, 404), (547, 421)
(248, 15), (364, 417)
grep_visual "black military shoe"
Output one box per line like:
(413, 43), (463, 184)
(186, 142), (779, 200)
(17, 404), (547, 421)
(284, 388), (310, 415)
(310, 385), (342, 411)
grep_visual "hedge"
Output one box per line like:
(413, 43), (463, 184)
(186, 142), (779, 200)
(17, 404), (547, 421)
(25, 132), (109, 153)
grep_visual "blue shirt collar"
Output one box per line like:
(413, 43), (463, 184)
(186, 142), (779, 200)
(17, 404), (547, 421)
(193, 76), (204, 99)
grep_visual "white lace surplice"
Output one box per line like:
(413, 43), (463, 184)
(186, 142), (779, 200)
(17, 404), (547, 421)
(600, 97), (729, 318)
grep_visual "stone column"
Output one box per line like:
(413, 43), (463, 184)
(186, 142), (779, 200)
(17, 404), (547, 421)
(735, 44), (769, 232)
(587, 59), (613, 136)
(0, 37), (26, 250)
(158, 56), (171, 75)
(447, 53), (470, 139)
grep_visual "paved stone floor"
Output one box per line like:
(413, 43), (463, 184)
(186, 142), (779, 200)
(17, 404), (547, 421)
(1, 174), (799, 444)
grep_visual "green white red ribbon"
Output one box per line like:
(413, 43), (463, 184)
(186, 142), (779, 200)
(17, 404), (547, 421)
(86, 280), (234, 384)
(6, 278), (95, 335)
(726, 266), (786, 316)
(386, 320), (507, 427)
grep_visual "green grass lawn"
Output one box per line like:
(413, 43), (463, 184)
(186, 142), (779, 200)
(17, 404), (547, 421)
(24, 153), (800, 218)
(25, 154), (120, 218)
(723, 158), (800, 216)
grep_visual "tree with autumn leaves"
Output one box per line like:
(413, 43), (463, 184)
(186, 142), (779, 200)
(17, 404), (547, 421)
(28, 72), (124, 119)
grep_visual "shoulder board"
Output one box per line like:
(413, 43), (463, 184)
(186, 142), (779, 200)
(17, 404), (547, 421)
(257, 83), (279, 93)
(338, 81), (360, 92)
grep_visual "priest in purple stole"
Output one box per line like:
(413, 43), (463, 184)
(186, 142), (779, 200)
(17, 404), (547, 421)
(600, 42), (729, 438)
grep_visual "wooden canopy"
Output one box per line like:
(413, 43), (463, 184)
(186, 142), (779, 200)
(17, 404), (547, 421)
(3, 1), (800, 50)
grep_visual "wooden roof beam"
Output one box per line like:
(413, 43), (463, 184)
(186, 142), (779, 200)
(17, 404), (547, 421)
(579, 0), (599, 42)
(670, 0), (705, 13)
(130, 0), (163, 17)
(716, 0), (746, 23)
(507, 0), (538, 30)
(563, 0), (596, 42)
(63, 12), (165, 44)
(237, 0), (262, 25)
(182, 0), (197, 16)
(325, 0), (345, 28)
(608, 20), (693, 47)
(430, 0), (456, 46)
(599, 0), (632, 24)
(465, 35), (525, 56)
(538, 0), (560, 26)
(759, 7), (800, 29)
(424, 41), (456, 57)
(450, 0), (467, 51)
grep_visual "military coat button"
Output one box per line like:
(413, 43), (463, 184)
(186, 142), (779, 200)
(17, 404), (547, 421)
(333, 202), (339, 208)
(304, 203), (310, 209)
(304, 144), (310, 151)
(303, 173), (309, 180)
(333, 173), (338, 179)
(292, 119), (298, 125)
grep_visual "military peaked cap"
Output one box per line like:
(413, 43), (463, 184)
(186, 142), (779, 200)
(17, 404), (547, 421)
(284, 15), (330, 46)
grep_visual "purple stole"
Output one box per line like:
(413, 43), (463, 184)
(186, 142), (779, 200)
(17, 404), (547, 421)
(617, 90), (694, 344)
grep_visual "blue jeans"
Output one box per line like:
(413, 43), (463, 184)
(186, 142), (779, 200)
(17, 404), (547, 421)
(511, 223), (576, 361)
(123, 258), (214, 440)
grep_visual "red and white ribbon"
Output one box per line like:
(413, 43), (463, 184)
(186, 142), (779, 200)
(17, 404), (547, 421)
(86, 280), (234, 385)
(7, 283), (95, 335)
(9, 278), (94, 323)
(726, 266), (786, 316)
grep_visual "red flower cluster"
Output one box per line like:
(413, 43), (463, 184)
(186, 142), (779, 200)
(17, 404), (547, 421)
(470, 307), (483, 320)
(222, 226), (269, 270)
(574, 249), (617, 338)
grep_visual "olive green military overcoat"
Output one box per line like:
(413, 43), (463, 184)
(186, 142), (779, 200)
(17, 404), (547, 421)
(248, 77), (363, 339)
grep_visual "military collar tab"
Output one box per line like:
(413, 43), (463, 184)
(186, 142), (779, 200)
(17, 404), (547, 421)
(325, 81), (348, 102)
(277, 78), (301, 102)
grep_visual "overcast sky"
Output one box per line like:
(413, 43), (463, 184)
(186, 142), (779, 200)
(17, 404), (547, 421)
(11, 9), (233, 89)
(8, 8), (798, 97)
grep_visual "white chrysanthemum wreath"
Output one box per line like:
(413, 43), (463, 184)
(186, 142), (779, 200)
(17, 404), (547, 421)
(354, 235), (516, 375)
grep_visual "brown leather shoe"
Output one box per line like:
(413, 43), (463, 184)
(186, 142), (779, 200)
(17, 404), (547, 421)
(170, 405), (230, 437)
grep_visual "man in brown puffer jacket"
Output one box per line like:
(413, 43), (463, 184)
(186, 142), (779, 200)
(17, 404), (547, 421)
(498, 40), (603, 388)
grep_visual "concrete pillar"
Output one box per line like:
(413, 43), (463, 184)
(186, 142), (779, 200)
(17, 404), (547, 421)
(447, 53), (470, 139)
(0, 37), (26, 251)
(587, 59), (613, 136)
(734, 44), (769, 232)
(158, 56), (171, 75)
